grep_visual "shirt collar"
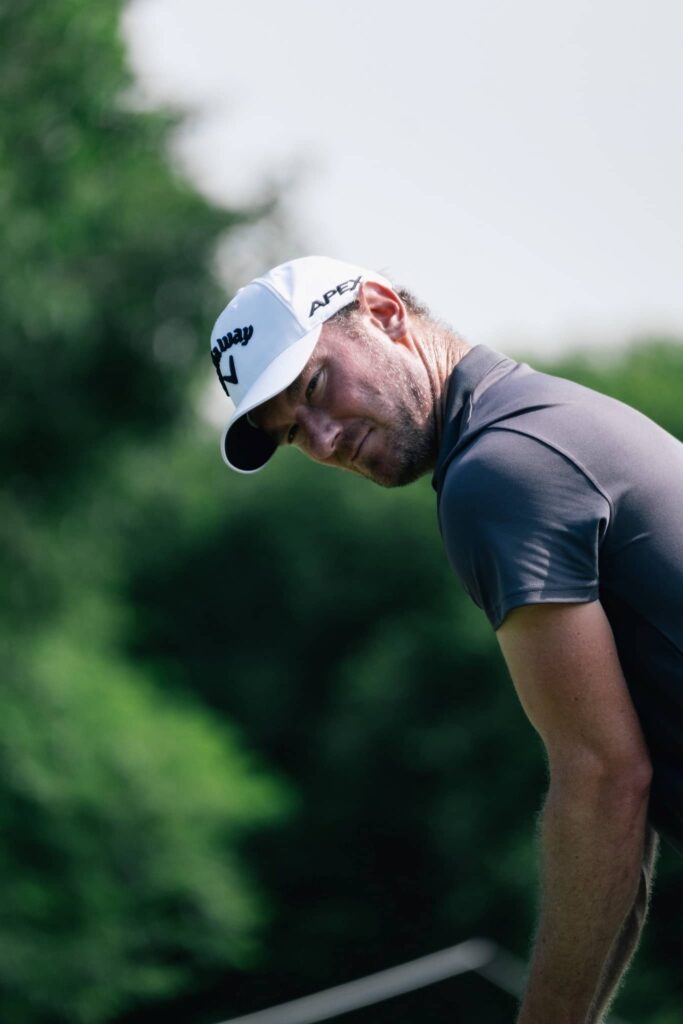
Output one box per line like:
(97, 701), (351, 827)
(432, 344), (515, 492)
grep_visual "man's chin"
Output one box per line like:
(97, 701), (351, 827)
(376, 466), (430, 489)
(345, 422), (435, 488)
(360, 453), (432, 489)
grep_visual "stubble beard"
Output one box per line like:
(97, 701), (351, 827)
(360, 367), (437, 489)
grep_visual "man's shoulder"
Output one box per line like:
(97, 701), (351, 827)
(434, 353), (598, 495)
(435, 354), (667, 505)
(437, 425), (611, 546)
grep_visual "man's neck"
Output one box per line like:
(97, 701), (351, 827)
(415, 324), (472, 448)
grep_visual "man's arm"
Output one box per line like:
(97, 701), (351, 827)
(586, 821), (658, 1024)
(496, 600), (653, 1024)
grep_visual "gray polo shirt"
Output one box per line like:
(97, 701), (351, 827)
(433, 344), (683, 850)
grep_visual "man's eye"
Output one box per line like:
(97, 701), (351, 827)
(306, 372), (320, 400)
(287, 424), (298, 444)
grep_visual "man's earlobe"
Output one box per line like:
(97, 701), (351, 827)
(358, 281), (407, 341)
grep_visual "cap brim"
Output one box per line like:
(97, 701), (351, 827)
(223, 414), (277, 473)
(220, 323), (323, 473)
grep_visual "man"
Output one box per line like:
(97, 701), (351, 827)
(210, 256), (682, 1023)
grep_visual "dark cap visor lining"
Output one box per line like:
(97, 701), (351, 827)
(224, 414), (277, 472)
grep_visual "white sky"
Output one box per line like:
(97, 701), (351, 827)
(123, 0), (683, 360)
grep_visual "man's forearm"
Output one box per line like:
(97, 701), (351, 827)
(516, 771), (651, 1024)
(586, 824), (659, 1024)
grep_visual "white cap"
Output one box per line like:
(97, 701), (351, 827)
(210, 256), (392, 473)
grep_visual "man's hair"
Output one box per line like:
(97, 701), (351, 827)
(328, 285), (432, 328)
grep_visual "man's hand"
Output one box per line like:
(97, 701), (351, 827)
(496, 600), (653, 1024)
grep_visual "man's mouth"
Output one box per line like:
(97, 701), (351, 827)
(351, 429), (372, 464)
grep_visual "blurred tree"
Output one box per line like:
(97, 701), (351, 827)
(0, 1), (246, 502)
(0, 618), (286, 1024)
(0, 0), (264, 612)
(0, 1), (289, 1022)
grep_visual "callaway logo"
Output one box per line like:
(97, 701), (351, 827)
(309, 276), (362, 317)
(211, 325), (253, 397)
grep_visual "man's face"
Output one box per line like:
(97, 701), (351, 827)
(250, 315), (436, 488)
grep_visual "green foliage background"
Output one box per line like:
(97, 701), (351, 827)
(1, 2), (681, 1023)
(1, 3), (287, 1021)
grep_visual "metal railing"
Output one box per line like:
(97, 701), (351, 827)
(215, 939), (628, 1024)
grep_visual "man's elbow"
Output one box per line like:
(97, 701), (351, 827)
(551, 747), (652, 814)
(626, 753), (654, 798)
(614, 756), (653, 821)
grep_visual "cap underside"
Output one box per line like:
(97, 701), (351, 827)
(220, 323), (323, 473)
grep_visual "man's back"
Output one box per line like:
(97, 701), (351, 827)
(434, 344), (683, 849)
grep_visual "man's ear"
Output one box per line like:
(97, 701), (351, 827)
(357, 281), (410, 345)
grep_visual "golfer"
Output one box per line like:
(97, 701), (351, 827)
(210, 256), (682, 1024)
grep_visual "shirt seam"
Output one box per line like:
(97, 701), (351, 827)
(484, 425), (615, 524)
(253, 279), (308, 332)
(492, 584), (599, 628)
(497, 583), (598, 601)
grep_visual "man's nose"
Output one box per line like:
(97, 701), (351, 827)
(298, 407), (340, 461)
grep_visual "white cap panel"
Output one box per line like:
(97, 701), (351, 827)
(209, 255), (393, 473)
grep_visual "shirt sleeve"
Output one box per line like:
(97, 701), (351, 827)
(438, 428), (612, 631)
